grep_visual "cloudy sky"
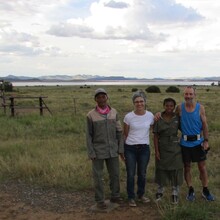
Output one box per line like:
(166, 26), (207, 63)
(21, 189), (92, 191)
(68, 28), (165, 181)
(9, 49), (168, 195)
(0, 0), (220, 79)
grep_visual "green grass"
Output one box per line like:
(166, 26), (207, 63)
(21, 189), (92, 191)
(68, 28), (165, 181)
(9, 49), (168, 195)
(0, 84), (220, 219)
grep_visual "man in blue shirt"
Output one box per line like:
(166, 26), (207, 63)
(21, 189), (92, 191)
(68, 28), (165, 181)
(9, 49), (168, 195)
(176, 86), (214, 201)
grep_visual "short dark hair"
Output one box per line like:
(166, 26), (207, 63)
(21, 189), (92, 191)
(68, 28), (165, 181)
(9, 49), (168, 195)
(163, 98), (176, 107)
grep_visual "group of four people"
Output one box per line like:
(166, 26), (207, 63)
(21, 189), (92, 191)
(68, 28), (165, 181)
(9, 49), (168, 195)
(86, 86), (214, 209)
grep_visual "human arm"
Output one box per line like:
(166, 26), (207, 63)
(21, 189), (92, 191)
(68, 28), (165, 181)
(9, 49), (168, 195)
(86, 116), (96, 160)
(120, 122), (130, 161)
(115, 114), (125, 160)
(175, 104), (182, 131)
(152, 119), (160, 160)
(200, 105), (209, 150)
(175, 104), (181, 117)
(123, 122), (129, 141)
(154, 133), (160, 160)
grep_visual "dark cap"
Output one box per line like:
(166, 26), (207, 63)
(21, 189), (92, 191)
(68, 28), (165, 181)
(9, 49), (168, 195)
(94, 88), (107, 98)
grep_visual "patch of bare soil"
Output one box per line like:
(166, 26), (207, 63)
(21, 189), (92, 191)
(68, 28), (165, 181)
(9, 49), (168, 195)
(0, 181), (161, 220)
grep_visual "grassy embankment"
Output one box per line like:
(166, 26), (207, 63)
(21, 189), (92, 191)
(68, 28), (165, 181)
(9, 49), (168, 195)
(0, 85), (219, 219)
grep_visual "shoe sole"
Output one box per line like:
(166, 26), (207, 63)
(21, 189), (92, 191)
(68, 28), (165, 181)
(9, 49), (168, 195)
(186, 194), (195, 201)
(138, 197), (150, 203)
(202, 193), (215, 201)
(172, 198), (178, 204)
(156, 197), (163, 201)
(138, 199), (150, 203)
(186, 197), (195, 201)
(129, 200), (137, 207)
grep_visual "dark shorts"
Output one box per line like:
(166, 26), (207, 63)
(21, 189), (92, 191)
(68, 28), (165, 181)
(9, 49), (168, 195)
(181, 144), (206, 163)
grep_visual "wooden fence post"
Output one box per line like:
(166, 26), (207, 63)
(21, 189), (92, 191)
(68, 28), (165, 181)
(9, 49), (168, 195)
(39, 97), (43, 116)
(0, 95), (6, 114)
(0, 80), (6, 114)
(9, 97), (15, 117)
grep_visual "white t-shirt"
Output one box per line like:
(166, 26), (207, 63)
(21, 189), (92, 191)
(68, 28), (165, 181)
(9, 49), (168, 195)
(124, 111), (154, 145)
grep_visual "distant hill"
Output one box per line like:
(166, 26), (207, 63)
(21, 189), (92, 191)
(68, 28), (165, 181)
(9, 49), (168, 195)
(1, 75), (40, 82)
(0, 74), (219, 82)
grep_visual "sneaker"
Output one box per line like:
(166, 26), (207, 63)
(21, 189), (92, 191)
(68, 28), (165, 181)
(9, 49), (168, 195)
(171, 195), (179, 204)
(156, 193), (163, 201)
(202, 190), (215, 201)
(128, 199), (137, 207)
(186, 191), (195, 201)
(97, 201), (107, 209)
(138, 196), (150, 203)
(110, 197), (123, 203)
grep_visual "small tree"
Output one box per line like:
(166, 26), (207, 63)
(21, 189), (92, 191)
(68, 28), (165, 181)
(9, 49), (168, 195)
(166, 86), (180, 93)
(145, 86), (161, 93)
(0, 81), (13, 92)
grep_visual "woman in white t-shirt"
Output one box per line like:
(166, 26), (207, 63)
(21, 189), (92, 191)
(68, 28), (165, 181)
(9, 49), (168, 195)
(123, 91), (154, 207)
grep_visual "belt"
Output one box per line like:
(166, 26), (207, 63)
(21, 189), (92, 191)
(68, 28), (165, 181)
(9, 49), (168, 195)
(134, 144), (148, 148)
(125, 144), (148, 148)
(182, 134), (201, 141)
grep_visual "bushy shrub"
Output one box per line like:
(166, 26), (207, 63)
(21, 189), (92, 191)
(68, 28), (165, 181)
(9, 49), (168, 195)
(0, 81), (13, 92)
(166, 86), (180, 93)
(131, 88), (138, 92)
(145, 86), (161, 93)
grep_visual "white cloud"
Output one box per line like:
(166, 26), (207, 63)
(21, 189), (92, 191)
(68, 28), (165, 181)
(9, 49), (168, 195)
(0, 0), (220, 78)
(47, 0), (203, 43)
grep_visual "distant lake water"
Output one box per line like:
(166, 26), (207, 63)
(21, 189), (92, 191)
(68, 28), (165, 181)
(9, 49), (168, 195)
(13, 80), (218, 87)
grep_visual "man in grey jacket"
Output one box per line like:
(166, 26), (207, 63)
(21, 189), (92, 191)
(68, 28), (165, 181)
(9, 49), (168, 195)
(86, 88), (124, 209)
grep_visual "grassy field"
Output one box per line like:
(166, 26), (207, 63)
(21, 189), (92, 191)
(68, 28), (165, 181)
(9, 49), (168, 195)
(0, 84), (220, 219)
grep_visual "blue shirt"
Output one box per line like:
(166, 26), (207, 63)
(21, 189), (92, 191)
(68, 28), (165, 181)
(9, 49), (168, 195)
(180, 102), (204, 147)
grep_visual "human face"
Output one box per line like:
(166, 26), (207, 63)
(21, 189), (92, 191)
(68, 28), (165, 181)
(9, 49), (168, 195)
(164, 101), (175, 114)
(95, 93), (108, 108)
(134, 97), (145, 110)
(183, 87), (196, 104)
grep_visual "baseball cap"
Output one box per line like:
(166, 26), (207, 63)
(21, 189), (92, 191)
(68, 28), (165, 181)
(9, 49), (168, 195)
(94, 88), (107, 98)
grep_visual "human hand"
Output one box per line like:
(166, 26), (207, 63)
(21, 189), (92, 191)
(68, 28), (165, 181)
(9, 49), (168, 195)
(90, 157), (96, 161)
(154, 112), (161, 121)
(202, 141), (210, 153)
(119, 153), (126, 161)
(155, 152), (160, 160)
(202, 141), (209, 151)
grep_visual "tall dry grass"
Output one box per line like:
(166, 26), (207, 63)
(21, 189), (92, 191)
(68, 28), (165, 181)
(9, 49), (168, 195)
(0, 84), (219, 219)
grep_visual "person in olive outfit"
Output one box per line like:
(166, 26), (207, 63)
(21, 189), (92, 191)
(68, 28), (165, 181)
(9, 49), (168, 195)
(153, 98), (183, 204)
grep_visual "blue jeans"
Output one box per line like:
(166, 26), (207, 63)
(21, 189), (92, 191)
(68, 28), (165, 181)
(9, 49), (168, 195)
(125, 144), (150, 199)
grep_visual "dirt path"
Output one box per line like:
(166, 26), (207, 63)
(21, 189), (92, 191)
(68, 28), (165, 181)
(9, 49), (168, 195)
(0, 182), (161, 220)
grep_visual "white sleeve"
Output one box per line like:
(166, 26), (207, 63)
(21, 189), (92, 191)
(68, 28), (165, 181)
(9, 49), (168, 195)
(123, 113), (130, 125)
(151, 113), (154, 125)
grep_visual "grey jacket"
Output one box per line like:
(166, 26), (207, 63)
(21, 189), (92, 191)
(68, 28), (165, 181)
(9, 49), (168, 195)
(86, 107), (123, 159)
